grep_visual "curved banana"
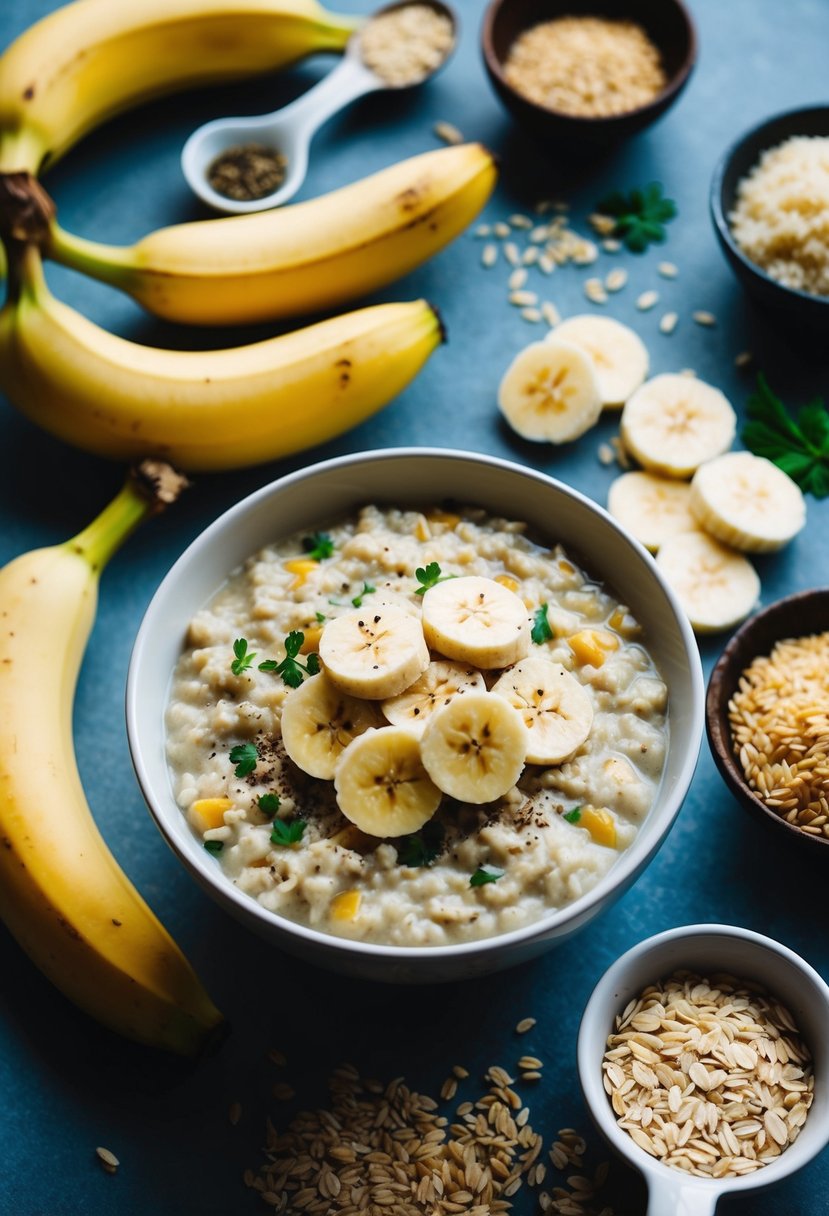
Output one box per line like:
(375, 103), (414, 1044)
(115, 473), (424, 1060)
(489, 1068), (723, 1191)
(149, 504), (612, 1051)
(0, 245), (442, 469)
(0, 462), (225, 1055)
(48, 144), (497, 325)
(0, 0), (359, 174)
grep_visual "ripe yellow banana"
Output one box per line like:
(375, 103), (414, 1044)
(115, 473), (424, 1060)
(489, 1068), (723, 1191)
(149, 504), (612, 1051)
(0, 244), (442, 469)
(0, 462), (225, 1055)
(0, 0), (359, 174)
(48, 144), (497, 326)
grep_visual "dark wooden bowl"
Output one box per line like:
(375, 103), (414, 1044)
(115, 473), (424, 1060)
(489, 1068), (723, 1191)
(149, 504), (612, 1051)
(710, 106), (829, 333)
(706, 588), (829, 855)
(481, 0), (697, 149)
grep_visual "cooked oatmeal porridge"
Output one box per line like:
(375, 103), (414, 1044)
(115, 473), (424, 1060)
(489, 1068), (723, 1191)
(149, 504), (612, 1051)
(165, 505), (668, 946)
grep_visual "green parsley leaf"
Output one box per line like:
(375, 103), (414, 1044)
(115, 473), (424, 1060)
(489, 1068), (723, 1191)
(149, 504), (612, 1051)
(204, 839), (224, 855)
(398, 832), (441, 868)
(315, 611), (327, 624)
(563, 806), (582, 824)
(259, 631), (320, 687)
(229, 742), (258, 778)
(597, 181), (677, 252)
(352, 581), (376, 608)
(270, 818), (306, 847)
(470, 863), (505, 887)
(531, 603), (554, 645)
(230, 636), (256, 676)
(414, 561), (455, 596)
(302, 532), (334, 560)
(742, 374), (829, 498)
(258, 793), (281, 818)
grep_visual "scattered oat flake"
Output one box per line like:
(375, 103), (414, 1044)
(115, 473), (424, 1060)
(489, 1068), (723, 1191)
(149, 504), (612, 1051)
(522, 308), (542, 323)
(229, 1101), (242, 1126)
(589, 212), (617, 236)
(735, 350), (753, 368)
(267, 1047), (287, 1067)
(636, 290), (659, 310)
(598, 442), (615, 466)
(659, 311), (679, 335)
(509, 267), (528, 290)
(693, 310), (717, 326)
(474, 223), (491, 237)
(510, 213), (533, 229)
(272, 1082), (296, 1101)
(510, 290), (538, 306)
(433, 120), (463, 145)
(658, 261), (679, 278)
(522, 246), (540, 266)
(481, 243), (498, 268)
(541, 301), (561, 327)
(585, 278), (608, 304)
(539, 254), (555, 274)
(493, 220), (511, 238)
(530, 225), (549, 243)
(602, 237), (622, 253)
(504, 241), (521, 265)
(605, 268), (628, 292)
(516, 1017), (537, 1033)
(96, 1147), (119, 1173)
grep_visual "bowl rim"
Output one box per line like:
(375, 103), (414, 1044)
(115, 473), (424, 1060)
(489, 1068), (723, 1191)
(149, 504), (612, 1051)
(126, 446), (705, 960)
(480, 0), (698, 128)
(710, 104), (829, 309)
(706, 586), (829, 849)
(577, 922), (829, 1194)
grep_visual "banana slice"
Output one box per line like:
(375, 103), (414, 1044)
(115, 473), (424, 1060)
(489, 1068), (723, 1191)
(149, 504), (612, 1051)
(280, 673), (385, 779)
(381, 660), (486, 737)
(498, 339), (602, 443)
(319, 604), (429, 700)
(421, 575), (530, 669)
(491, 657), (593, 764)
(333, 727), (442, 837)
(607, 471), (699, 553)
(550, 315), (649, 408)
(620, 374), (736, 477)
(690, 452), (806, 553)
(420, 691), (528, 803)
(655, 531), (760, 633)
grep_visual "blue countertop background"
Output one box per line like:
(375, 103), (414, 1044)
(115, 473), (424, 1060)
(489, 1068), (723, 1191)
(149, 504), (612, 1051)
(1, 1), (828, 1213)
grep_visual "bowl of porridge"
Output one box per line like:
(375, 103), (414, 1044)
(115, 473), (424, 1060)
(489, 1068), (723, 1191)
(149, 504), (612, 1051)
(127, 449), (703, 982)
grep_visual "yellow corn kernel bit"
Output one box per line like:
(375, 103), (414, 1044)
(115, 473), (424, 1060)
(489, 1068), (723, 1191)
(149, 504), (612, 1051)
(558, 559), (575, 575)
(330, 890), (362, 921)
(189, 797), (233, 831)
(568, 629), (619, 668)
(426, 510), (461, 529)
(608, 607), (641, 638)
(580, 807), (617, 848)
(283, 558), (319, 589)
(414, 514), (431, 542)
(299, 626), (322, 653)
(495, 573), (520, 594)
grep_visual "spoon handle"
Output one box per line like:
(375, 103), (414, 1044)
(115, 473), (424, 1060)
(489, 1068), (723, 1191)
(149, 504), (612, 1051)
(646, 1174), (719, 1216)
(275, 52), (383, 139)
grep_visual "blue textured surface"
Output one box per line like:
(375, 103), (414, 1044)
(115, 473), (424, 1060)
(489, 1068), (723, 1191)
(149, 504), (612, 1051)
(1, 2), (828, 1213)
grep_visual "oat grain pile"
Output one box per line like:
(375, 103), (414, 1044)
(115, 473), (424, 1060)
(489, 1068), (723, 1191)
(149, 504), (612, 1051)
(360, 4), (454, 87)
(603, 971), (814, 1178)
(729, 631), (829, 835)
(504, 17), (666, 118)
(247, 1044), (614, 1214)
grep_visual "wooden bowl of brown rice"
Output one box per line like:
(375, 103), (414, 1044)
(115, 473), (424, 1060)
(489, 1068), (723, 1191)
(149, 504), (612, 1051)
(706, 587), (829, 853)
(710, 106), (829, 330)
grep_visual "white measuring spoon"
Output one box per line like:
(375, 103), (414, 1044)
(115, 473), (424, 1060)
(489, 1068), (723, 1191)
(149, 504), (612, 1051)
(578, 924), (829, 1215)
(181, 0), (457, 214)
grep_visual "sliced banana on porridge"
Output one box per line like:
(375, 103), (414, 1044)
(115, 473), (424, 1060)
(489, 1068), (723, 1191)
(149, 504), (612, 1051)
(381, 660), (486, 737)
(491, 656), (594, 764)
(319, 604), (429, 700)
(280, 673), (385, 779)
(549, 315), (649, 408)
(334, 726), (442, 837)
(420, 690), (528, 804)
(421, 575), (530, 669)
(498, 339), (602, 443)
(620, 374), (736, 477)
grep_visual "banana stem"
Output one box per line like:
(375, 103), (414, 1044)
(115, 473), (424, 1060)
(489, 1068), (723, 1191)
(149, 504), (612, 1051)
(0, 128), (49, 176)
(48, 223), (134, 290)
(68, 461), (190, 572)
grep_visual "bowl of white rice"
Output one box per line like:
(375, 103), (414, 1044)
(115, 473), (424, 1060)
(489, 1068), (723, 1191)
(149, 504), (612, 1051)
(710, 105), (829, 328)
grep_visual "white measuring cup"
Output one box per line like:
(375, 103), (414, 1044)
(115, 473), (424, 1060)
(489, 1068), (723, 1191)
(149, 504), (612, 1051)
(577, 924), (829, 1215)
(181, 0), (457, 214)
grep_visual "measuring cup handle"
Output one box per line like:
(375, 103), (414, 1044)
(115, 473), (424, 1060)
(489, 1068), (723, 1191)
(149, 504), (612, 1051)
(646, 1173), (719, 1216)
(280, 53), (382, 138)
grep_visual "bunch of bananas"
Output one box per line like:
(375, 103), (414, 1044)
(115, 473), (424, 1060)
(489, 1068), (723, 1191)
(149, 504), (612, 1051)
(0, 0), (497, 1050)
(0, 0), (497, 467)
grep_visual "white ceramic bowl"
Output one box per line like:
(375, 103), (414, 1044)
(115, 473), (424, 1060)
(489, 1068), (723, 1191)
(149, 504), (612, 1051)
(126, 448), (704, 983)
(578, 924), (829, 1215)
